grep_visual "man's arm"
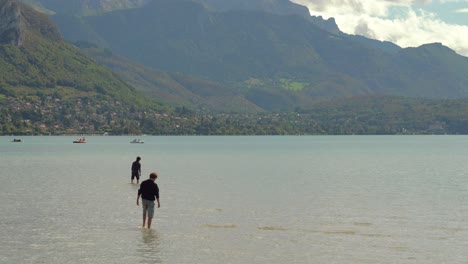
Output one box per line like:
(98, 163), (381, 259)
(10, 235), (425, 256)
(155, 185), (160, 208)
(136, 193), (141, 206)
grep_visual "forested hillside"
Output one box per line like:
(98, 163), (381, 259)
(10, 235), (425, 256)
(0, 0), (167, 134)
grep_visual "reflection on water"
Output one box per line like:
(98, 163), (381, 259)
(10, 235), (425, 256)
(138, 229), (162, 264)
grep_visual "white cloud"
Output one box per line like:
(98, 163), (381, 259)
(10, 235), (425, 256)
(455, 8), (468, 12)
(291, 0), (468, 56)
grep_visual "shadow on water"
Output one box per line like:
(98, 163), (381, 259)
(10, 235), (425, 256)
(138, 229), (162, 264)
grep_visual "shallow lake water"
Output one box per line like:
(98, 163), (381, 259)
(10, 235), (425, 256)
(1, 135), (468, 263)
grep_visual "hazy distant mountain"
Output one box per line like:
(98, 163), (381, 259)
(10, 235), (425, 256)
(193, 0), (341, 34)
(11, 0), (468, 113)
(76, 42), (263, 113)
(195, 0), (310, 15)
(48, 0), (468, 108)
(192, 0), (400, 54)
(51, 0), (374, 110)
(20, 0), (150, 15)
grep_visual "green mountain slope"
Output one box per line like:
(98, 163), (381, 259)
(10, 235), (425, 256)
(0, 0), (167, 134)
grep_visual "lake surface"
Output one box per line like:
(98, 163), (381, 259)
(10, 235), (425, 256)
(1, 135), (468, 264)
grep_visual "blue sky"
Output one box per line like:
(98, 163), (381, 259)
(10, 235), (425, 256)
(291, 0), (468, 56)
(417, 2), (468, 26)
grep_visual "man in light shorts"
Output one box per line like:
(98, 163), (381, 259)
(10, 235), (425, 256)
(136, 172), (160, 229)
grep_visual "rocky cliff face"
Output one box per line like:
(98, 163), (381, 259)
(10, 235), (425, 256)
(309, 15), (340, 35)
(0, 0), (61, 46)
(193, 0), (342, 35)
(0, 0), (24, 45)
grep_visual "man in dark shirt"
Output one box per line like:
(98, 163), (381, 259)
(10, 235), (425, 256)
(136, 172), (160, 229)
(131, 156), (141, 184)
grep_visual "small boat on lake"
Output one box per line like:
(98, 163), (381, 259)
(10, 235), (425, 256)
(73, 137), (86, 143)
(130, 138), (144, 144)
(12, 138), (22, 142)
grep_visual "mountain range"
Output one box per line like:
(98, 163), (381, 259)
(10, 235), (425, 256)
(34, 0), (468, 112)
(3, 0), (468, 135)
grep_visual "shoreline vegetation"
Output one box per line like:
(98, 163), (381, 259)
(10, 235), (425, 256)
(2, 95), (468, 136)
(0, 115), (462, 136)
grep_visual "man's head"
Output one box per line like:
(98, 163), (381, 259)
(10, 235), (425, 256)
(149, 172), (158, 180)
(136, 156), (141, 161)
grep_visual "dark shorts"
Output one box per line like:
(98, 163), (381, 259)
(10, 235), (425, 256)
(131, 171), (139, 180)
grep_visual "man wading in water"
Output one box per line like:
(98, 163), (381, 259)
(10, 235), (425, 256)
(136, 172), (160, 229)
(131, 156), (141, 184)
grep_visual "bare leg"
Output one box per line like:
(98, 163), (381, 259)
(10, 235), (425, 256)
(142, 213), (147, 228)
(147, 218), (153, 229)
